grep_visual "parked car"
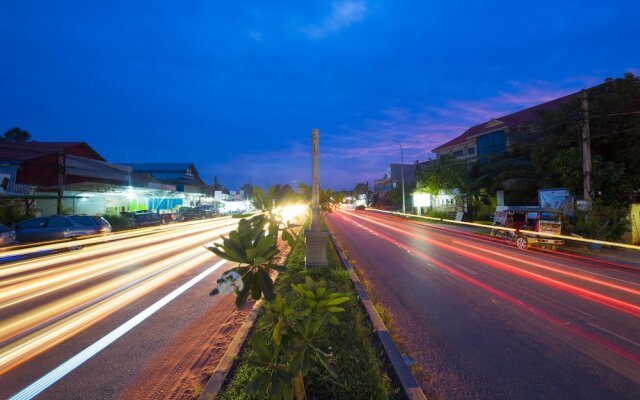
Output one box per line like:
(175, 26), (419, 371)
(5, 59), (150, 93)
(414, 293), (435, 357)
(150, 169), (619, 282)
(197, 205), (218, 218)
(0, 224), (16, 246)
(13, 215), (112, 243)
(177, 206), (206, 221)
(133, 212), (164, 228)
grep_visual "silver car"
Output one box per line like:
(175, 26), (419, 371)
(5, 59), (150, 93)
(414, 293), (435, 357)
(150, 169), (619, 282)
(13, 215), (112, 243)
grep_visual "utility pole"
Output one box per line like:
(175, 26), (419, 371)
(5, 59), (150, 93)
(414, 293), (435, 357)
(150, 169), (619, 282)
(305, 128), (328, 267)
(580, 90), (592, 204)
(57, 146), (65, 214)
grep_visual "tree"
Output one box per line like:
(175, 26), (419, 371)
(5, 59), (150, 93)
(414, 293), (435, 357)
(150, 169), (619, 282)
(241, 183), (254, 199)
(2, 127), (32, 142)
(353, 182), (368, 196)
(532, 73), (640, 207)
(532, 73), (640, 240)
(416, 154), (465, 195)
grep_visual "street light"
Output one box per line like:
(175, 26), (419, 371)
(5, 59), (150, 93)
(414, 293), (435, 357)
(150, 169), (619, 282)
(390, 138), (405, 214)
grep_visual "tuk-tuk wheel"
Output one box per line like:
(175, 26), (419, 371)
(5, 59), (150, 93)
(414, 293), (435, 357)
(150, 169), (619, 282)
(516, 236), (528, 250)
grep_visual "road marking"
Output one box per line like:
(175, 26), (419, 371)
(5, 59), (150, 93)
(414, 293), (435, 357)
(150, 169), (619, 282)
(9, 259), (227, 400)
(587, 322), (640, 349)
(454, 264), (478, 275)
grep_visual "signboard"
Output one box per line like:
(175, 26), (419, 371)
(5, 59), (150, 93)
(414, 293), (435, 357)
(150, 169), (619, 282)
(413, 193), (431, 207)
(538, 189), (574, 216)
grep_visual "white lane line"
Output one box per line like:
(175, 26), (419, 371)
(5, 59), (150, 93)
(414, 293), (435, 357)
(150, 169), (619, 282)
(454, 264), (478, 276)
(587, 321), (640, 349)
(9, 259), (227, 400)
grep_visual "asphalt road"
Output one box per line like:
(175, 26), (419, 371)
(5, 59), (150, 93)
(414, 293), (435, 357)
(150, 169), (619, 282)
(0, 217), (240, 400)
(327, 210), (640, 400)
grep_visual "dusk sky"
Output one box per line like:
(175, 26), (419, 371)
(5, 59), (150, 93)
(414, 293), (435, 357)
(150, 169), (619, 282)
(1, 1), (638, 190)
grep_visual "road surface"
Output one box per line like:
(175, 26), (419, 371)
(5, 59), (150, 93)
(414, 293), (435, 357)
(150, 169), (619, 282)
(327, 210), (640, 400)
(0, 217), (241, 400)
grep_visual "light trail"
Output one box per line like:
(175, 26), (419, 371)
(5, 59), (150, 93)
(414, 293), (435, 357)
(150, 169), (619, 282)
(0, 218), (239, 376)
(337, 211), (640, 317)
(0, 216), (234, 260)
(0, 223), (234, 310)
(450, 239), (640, 296)
(8, 259), (228, 400)
(331, 212), (640, 381)
(0, 217), (236, 279)
(0, 250), (217, 373)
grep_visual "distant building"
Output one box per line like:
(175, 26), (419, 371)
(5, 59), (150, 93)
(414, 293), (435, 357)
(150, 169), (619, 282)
(432, 93), (576, 162)
(373, 163), (416, 193)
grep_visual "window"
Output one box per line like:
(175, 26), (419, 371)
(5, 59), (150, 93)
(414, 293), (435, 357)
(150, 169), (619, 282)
(16, 218), (47, 230)
(467, 147), (475, 155)
(477, 131), (506, 162)
(70, 216), (95, 226)
(46, 218), (71, 228)
(452, 149), (464, 157)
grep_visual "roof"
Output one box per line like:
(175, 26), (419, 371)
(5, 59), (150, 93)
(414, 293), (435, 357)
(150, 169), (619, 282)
(123, 163), (207, 187)
(124, 163), (195, 173)
(432, 93), (577, 152)
(0, 142), (105, 161)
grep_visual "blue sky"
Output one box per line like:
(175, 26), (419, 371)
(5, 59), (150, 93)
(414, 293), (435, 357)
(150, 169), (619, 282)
(1, 1), (638, 190)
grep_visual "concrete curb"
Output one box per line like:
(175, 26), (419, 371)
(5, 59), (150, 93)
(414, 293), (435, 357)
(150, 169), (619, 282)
(328, 229), (428, 400)
(199, 299), (263, 399)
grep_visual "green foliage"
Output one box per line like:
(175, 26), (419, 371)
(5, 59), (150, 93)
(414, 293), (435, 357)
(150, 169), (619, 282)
(216, 236), (399, 400)
(208, 216), (282, 306)
(532, 73), (640, 207)
(246, 277), (349, 399)
(0, 204), (34, 226)
(567, 202), (630, 241)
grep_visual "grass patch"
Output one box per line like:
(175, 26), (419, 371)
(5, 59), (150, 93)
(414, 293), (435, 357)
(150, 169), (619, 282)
(216, 231), (405, 399)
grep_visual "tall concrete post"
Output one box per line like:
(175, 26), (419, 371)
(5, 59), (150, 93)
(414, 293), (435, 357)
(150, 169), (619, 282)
(580, 91), (592, 204)
(305, 128), (328, 267)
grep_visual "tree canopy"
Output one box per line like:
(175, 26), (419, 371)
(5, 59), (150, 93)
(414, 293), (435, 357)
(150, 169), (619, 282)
(531, 72), (640, 207)
(2, 127), (32, 142)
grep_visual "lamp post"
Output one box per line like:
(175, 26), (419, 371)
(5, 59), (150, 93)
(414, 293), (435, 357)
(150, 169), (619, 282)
(390, 138), (405, 214)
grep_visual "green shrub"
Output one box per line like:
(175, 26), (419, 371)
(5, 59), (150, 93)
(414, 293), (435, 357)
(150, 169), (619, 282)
(216, 234), (400, 399)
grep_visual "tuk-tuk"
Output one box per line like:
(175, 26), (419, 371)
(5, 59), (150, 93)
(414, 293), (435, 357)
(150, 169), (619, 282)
(490, 206), (564, 250)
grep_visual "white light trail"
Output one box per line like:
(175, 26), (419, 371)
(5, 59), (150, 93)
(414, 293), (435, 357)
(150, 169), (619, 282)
(8, 259), (228, 400)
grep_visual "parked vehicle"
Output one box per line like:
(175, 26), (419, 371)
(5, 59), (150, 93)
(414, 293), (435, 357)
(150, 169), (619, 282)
(490, 206), (564, 250)
(13, 215), (112, 243)
(197, 205), (218, 218)
(133, 212), (164, 228)
(0, 224), (16, 246)
(177, 206), (206, 221)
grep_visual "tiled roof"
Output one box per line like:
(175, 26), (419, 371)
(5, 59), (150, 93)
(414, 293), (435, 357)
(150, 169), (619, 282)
(432, 93), (577, 152)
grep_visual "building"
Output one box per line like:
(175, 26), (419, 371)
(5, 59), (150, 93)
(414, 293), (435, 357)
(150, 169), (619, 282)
(0, 142), (133, 216)
(373, 163), (416, 193)
(432, 93), (576, 162)
(122, 163), (213, 209)
(0, 143), (216, 218)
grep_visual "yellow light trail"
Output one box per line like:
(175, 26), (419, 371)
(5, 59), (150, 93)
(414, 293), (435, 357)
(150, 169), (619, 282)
(0, 218), (239, 375)
(0, 222), (235, 309)
(0, 250), (216, 374)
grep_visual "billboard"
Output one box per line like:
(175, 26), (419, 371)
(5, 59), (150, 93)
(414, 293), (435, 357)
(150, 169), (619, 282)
(538, 189), (574, 216)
